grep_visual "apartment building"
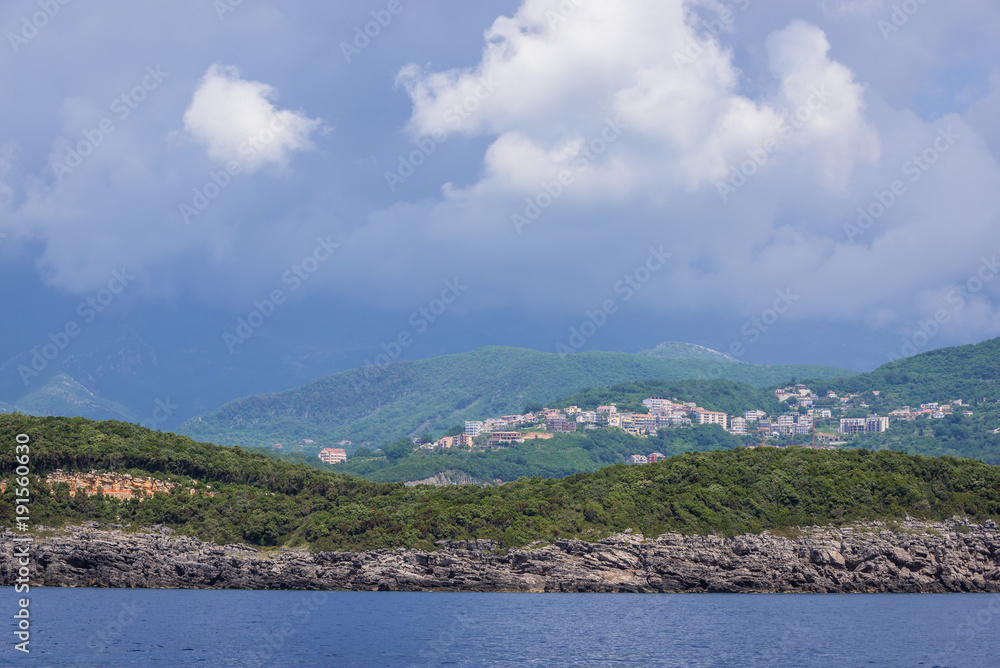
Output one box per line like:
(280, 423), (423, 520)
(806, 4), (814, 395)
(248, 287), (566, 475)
(488, 431), (524, 444)
(694, 410), (728, 429)
(865, 416), (889, 433)
(465, 421), (484, 437)
(843, 415), (890, 434)
(318, 448), (347, 464)
(658, 415), (690, 427)
(546, 415), (577, 432)
(632, 414), (659, 431)
(839, 418), (867, 435)
(642, 398), (671, 412)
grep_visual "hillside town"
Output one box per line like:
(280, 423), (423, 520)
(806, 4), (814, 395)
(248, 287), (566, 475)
(298, 383), (984, 465)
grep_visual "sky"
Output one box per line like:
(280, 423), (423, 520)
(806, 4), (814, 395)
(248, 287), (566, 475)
(2, 0), (1000, 420)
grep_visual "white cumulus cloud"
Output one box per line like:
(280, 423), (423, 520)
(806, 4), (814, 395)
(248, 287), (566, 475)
(182, 64), (322, 172)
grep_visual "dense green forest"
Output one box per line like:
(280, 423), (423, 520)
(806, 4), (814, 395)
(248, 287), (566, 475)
(3, 416), (999, 552)
(849, 413), (1000, 465)
(293, 424), (746, 483)
(177, 346), (853, 451)
(811, 337), (1000, 407)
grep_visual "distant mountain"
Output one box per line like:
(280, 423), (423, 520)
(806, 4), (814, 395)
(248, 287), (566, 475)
(638, 341), (741, 363)
(0, 329), (359, 431)
(9, 373), (133, 422)
(178, 345), (854, 450)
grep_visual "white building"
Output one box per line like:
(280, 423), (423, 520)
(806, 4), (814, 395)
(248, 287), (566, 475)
(865, 416), (890, 432)
(694, 411), (728, 430)
(729, 417), (747, 435)
(840, 416), (889, 434)
(465, 421), (484, 437)
(318, 448), (347, 464)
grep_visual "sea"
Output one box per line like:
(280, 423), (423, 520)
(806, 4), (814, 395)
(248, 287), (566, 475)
(6, 589), (999, 667)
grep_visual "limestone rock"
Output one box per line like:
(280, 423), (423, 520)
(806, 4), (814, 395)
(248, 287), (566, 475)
(3, 519), (998, 593)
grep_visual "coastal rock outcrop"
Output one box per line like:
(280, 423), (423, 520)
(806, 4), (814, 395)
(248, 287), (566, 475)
(3, 519), (998, 593)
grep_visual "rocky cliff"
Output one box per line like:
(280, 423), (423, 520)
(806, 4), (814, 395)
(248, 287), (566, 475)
(3, 519), (999, 593)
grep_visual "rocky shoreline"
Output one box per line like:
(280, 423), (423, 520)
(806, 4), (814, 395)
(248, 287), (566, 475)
(3, 519), (999, 593)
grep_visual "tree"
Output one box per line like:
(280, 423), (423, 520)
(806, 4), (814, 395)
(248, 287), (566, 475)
(382, 439), (413, 463)
(523, 401), (543, 414)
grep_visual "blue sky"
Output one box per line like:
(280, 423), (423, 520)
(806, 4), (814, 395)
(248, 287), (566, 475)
(2, 0), (1000, 418)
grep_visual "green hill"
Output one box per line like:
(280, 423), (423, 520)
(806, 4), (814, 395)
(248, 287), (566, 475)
(178, 346), (853, 450)
(3, 415), (998, 552)
(309, 423), (745, 483)
(812, 337), (1000, 406)
(9, 373), (133, 422)
(638, 341), (741, 363)
(549, 378), (783, 416)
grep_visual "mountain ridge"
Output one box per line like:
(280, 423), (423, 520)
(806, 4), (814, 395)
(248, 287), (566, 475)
(177, 345), (854, 450)
(638, 341), (741, 363)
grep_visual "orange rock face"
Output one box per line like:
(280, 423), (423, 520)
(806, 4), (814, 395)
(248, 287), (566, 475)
(43, 470), (179, 501)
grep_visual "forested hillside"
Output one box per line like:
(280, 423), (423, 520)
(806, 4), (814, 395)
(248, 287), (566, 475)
(178, 346), (852, 450)
(812, 337), (1000, 407)
(3, 415), (999, 552)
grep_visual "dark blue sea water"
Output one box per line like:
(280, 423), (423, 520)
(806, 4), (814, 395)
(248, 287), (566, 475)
(4, 589), (999, 667)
